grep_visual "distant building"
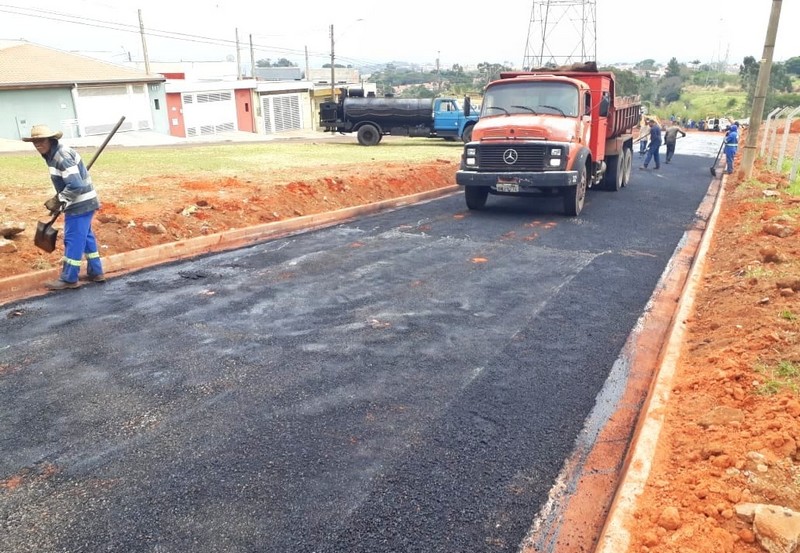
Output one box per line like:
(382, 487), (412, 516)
(0, 40), (166, 140)
(308, 67), (361, 85)
(254, 67), (303, 81)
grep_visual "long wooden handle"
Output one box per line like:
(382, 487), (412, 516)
(86, 115), (126, 170)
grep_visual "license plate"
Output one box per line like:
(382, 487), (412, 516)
(496, 181), (519, 193)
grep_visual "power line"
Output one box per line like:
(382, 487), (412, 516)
(0, 4), (330, 60)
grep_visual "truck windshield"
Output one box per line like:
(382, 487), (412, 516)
(481, 81), (579, 118)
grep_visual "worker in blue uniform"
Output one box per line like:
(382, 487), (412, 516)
(23, 124), (105, 290)
(639, 119), (662, 170)
(724, 123), (739, 175)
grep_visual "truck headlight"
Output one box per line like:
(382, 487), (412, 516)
(465, 158), (477, 166)
(466, 147), (477, 156)
(550, 148), (562, 156)
(549, 158), (561, 167)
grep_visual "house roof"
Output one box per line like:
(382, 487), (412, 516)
(0, 40), (165, 90)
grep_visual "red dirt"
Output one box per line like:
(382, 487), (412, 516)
(2, 161), (456, 280)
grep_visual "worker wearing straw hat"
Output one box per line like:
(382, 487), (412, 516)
(23, 124), (105, 290)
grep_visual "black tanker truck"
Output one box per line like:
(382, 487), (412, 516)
(319, 88), (479, 146)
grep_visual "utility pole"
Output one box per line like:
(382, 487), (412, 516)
(330, 24), (335, 100)
(304, 46), (310, 82)
(741, 0), (783, 179)
(137, 9), (150, 74)
(235, 28), (242, 80)
(249, 34), (255, 79)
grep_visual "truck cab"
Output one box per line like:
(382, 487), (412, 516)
(433, 98), (477, 142)
(456, 69), (639, 216)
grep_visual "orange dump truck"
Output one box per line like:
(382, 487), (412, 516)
(456, 68), (641, 216)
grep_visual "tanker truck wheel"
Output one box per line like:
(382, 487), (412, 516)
(464, 186), (488, 210)
(357, 124), (381, 146)
(563, 164), (587, 216)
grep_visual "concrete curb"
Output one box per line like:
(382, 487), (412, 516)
(593, 174), (727, 552)
(0, 186), (460, 307)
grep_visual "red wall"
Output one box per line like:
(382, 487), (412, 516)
(165, 93), (186, 138)
(236, 89), (255, 133)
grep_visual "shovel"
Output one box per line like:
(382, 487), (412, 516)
(34, 115), (126, 252)
(709, 140), (725, 178)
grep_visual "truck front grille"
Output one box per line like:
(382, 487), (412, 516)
(477, 144), (547, 171)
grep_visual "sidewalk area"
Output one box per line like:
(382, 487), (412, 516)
(0, 128), (337, 153)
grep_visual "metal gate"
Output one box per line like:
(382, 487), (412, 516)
(182, 91), (236, 137)
(261, 93), (303, 134)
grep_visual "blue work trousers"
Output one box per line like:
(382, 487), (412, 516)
(725, 146), (737, 174)
(644, 141), (661, 168)
(61, 210), (103, 283)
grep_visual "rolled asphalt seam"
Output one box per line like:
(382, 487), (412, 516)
(594, 173), (727, 552)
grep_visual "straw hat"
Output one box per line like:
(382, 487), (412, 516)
(22, 124), (63, 142)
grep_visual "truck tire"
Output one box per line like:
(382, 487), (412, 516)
(357, 124), (381, 146)
(621, 147), (633, 187)
(461, 124), (474, 143)
(563, 163), (587, 216)
(602, 154), (624, 191)
(464, 186), (488, 210)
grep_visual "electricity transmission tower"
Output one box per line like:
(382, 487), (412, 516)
(522, 0), (597, 70)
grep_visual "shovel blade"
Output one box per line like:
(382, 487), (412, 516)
(710, 167), (717, 178)
(34, 221), (58, 253)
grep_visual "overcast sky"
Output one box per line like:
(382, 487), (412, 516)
(1, 1), (798, 69)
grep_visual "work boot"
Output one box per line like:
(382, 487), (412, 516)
(44, 279), (80, 290)
(80, 273), (106, 283)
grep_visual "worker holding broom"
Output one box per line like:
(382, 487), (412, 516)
(23, 124), (105, 290)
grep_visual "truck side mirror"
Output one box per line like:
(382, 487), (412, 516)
(599, 94), (610, 117)
(464, 96), (471, 117)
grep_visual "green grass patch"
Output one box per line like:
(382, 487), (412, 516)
(754, 360), (800, 395)
(780, 309), (797, 321)
(658, 87), (749, 122)
(0, 139), (464, 191)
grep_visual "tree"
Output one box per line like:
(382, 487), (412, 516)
(740, 57), (793, 107)
(657, 76), (683, 103)
(665, 57), (681, 78)
(785, 56), (800, 75)
(635, 59), (657, 71)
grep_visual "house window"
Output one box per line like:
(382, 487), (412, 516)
(245, 102), (249, 113)
(154, 99), (161, 110)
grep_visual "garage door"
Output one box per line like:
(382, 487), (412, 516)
(182, 91), (236, 137)
(261, 93), (303, 134)
(76, 84), (148, 135)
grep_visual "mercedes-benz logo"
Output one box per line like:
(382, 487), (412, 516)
(503, 148), (518, 165)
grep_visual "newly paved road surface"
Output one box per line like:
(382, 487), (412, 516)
(1, 134), (722, 552)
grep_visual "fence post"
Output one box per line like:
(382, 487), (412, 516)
(790, 136), (800, 184)
(761, 106), (783, 157)
(767, 107), (791, 167)
(777, 105), (800, 172)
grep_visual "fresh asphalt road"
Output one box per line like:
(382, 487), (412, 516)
(1, 133), (723, 553)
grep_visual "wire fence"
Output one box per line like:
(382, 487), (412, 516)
(759, 105), (800, 184)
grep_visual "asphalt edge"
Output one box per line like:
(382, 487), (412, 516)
(0, 186), (460, 307)
(593, 174), (727, 553)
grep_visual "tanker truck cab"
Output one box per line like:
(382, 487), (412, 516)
(456, 69), (639, 216)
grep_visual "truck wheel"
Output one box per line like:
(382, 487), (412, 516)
(621, 147), (633, 187)
(465, 186), (488, 210)
(461, 125), (474, 143)
(563, 164), (587, 216)
(357, 124), (380, 146)
(602, 155), (623, 191)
